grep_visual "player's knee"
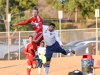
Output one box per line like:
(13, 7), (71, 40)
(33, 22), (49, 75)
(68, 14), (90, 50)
(46, 61), (50, 65)
(28, 66), (31, 69)
(44, 64), (50, 67)
(33, 64), (36, 68)
(46, 57), (51, 62)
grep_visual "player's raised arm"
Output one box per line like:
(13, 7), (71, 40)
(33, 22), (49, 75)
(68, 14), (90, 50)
(17, 18), (32, 26)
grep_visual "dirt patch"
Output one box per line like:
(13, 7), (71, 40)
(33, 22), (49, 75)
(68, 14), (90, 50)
(0, 55), (100, 75)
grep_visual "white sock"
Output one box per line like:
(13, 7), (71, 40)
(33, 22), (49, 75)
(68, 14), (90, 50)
(44, 65), (50, 75)
(44, 68), (45, 73)
(38, 68), (41, 75)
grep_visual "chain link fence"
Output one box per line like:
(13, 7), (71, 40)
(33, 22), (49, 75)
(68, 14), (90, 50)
(0, 28), (100, 60)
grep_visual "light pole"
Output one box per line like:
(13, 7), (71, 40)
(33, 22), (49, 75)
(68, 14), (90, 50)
(95, 9), (99, 55)
(58, 10), (63, 57)
(58, 0), (66, 57)
(6, 0), (11, 60)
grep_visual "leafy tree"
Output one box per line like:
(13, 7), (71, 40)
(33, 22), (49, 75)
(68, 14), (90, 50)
(45, 0), (100, 23)
(0, 0), (37, 32)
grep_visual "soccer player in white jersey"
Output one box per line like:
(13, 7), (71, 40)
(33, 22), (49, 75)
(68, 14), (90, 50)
(43, 23), (75, 75)
(37, 41), (46, 75)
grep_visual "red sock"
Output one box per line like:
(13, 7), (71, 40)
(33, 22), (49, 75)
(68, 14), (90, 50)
(27, 68), (31, 75)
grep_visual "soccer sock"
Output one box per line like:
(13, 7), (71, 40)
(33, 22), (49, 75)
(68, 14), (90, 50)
(44, 64), (50, 75)
(44, 68), (45, 72)
(27, 68), (31, 75)
(38, 68), (41, 75)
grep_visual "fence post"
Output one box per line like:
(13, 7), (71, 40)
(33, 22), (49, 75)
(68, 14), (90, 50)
(19, 31), (21, 60)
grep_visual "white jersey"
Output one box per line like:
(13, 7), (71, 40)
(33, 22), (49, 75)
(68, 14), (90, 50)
(43, 25), (62, 46)
(38, 46), (46, 55)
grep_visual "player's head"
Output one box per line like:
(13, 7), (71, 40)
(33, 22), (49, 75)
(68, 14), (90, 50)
(49, 23), (56, 32)
(40, 41), (45, 47)
(28, 35), (33, 43)
(32, 6), (38, 17)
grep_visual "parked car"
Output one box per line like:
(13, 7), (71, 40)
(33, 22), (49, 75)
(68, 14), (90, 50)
(0, 44), (24, 60)
(54, 40), (82, 57)
(84, 37), (100, 41)
(10, 39), (29, 60)
(63, 40), (82, 49)
(72, 41), (100, 56)
(65, 40), (83, 47)
(10, 47), (25, 60)
(14, 39), (28, 46)
(0, 41), (6, 44)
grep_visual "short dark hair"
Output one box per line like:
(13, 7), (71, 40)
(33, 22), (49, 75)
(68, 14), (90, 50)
(49, 23), (56, 27)
(33, 6), (38, 12)
(40, 41), (44, 44)
(28, 35), (33, 39)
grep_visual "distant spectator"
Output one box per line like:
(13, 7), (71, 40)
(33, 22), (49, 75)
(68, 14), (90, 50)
(92, 43), (100, 55)
(92, 45), (96, 55)
(85, 42), (94, 55)
(91, 60), (100, 69)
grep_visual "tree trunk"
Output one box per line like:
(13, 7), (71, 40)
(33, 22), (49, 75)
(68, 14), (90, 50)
(67, 12), (72, 20)
(4, 19), (8, 33)
(86, 16), (89, 23)
(75, 8), (78, 23)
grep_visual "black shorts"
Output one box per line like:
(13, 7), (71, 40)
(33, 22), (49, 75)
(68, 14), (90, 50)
(45, 41), (66, 59)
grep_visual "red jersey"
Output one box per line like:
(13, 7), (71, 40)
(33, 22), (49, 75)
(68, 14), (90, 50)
(17, 16), (43, 33)
(24, 41), (37, 59)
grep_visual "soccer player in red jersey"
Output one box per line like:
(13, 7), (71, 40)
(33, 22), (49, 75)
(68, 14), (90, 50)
(24, 35), (37, 75)
(15, 6), (43, 46)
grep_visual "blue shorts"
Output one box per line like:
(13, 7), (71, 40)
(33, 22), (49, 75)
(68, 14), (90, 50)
(45, 41), (66, 58)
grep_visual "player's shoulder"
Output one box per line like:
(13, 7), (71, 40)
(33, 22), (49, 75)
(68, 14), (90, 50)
(37, 15), (42, 22)
(43, 47), (46, 49)
(37, 15), (42, 19)
(28, 16), (33, 20)
(52, 30), (57, 34)
(37, 46), (42, 50)
(32, 41), (37, 45)
(38, 46), (42, 49)
(25, 43), (29, 48)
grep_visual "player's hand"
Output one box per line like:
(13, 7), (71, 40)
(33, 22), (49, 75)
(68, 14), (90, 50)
(31, 21), (35, 26)
(13, 24), (17, 26)
(39, 53), (41, 55)
(61, 45), (64, 48)
(27, 53), (32, 56)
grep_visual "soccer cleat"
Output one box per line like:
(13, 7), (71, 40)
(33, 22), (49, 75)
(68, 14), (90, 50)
(71, 50), (75, 54)
(66, 49), (71, 53)
(66, 49), (75, 54)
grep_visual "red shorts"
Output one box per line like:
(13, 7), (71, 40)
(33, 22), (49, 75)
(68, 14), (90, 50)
(27, 59), (36, 66)
(34, 33), (43, 46)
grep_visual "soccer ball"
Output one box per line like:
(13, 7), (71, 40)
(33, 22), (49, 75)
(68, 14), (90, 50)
(58, 0), (67, 4)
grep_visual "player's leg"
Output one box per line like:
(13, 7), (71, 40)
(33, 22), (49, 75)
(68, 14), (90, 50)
(32, 60), (37, 69)
(27, 59), (32, 75)
(38, 64), (42, 75)
(44, 57), (51, 75)
(44, 46), (53, 75)
(34, 33), (43, 46)
(42, 64), (46, 75)
(55, 42), (75, 55)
